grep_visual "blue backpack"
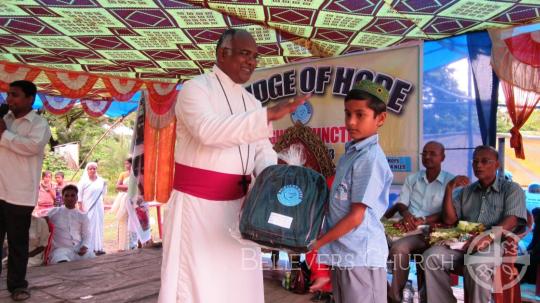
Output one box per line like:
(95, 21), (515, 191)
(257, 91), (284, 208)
(240, 164), (329, 252)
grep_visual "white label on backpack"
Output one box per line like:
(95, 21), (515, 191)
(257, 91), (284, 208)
(268, 212), (293, 229)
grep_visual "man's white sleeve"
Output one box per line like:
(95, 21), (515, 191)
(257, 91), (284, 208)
(81, 215), (91, 248)
(0, 118), (51, 156)
(177, 81), (272, 148)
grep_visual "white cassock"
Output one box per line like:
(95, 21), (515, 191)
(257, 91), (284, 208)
(77, 177), (106, 252)
(158, 65), (277, 303)
(47, 206), (95, 263)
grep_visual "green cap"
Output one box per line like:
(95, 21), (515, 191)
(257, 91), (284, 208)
(352, 80), (389, 104)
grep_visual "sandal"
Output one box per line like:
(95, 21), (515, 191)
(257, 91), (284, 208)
(11, 288), (30, 301)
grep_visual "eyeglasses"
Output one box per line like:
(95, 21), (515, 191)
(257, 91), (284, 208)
(223, 47), (260, 63)
(471, 159), (496, 166)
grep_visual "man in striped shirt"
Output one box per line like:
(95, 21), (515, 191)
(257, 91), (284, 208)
(422, 145), (527, 303)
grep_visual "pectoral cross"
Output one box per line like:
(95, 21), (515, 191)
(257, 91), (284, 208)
(239, 175), (250, 195)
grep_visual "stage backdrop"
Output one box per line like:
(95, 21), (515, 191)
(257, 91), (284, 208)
(246, 42), (422, 185)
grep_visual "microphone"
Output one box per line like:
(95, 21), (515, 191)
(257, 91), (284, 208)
(0, 103), (9, 119)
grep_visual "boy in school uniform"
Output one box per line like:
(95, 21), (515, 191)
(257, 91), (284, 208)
(311, 80), (393, 303)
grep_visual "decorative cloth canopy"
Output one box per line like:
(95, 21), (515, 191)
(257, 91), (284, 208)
(0, 0), (539, 100)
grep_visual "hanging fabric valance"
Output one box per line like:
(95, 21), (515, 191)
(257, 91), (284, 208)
(0, 61), (179, 102)
(489, 26), (540, 159)
(40, 94), (76, 115)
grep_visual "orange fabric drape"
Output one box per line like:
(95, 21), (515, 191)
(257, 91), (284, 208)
(142, 85), (178, 203)
(155, 120), (176, 203)
(143, 118), (176, 203)
(501, 80), (540, 159)
(143, 118), (158, 201)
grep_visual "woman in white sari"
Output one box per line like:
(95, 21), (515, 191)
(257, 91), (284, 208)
(77, 162), (107, 255)
(110, 158), (137, 251)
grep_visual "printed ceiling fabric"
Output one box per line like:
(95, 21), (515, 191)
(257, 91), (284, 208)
(0, 0), (539, 99)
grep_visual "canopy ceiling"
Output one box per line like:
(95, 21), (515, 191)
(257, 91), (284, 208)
(0, 0), (539, 93)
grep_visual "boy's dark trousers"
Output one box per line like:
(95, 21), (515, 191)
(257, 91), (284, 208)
(0, 199), (34, 292)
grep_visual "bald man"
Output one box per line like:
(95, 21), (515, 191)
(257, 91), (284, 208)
(158, 29), (310, 303)
(384, 141), (454, 303)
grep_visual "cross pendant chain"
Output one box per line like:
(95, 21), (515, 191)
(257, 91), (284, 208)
(238, 175), (250, 195)
(216, 75), (250, 195)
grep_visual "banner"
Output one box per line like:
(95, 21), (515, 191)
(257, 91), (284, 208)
(247, 43), (422, 184)
(127, 99), (152, 244)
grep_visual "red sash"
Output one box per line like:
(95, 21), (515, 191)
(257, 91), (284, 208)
(173, 163), (251, 201)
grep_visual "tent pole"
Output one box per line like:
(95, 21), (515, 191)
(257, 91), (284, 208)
(498, 136), (505, 178)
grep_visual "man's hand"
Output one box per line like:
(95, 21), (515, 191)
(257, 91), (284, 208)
(447, 175), (470, 191)
(78, 246), (88, 256)
(267, 94), (311, 122)
(463, 234), (492, 253)
(401, 212), (419, 232)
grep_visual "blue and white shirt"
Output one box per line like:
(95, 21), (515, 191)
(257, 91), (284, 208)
(397, 170), (454, 217)
(319, 134), (393, 268)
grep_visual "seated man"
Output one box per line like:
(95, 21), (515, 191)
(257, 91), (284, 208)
(384, 141), (454, 303)
(46, 185), (95, 264)
(423, 145), (527, 303)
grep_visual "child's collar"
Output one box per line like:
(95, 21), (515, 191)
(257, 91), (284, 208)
(346, 134), (379, 152)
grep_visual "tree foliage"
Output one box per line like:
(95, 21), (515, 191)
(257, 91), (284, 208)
(497, 107), (540, 135)
(42, 151), (69, 173)
(423, 66), (478, 136)
(43, 107), (136, 193)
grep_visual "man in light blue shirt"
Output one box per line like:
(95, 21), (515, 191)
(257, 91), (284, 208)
(311, 80), (393, 303)
(384, 141), (454, 303)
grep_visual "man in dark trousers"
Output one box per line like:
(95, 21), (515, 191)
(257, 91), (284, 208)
(0, 80), (51, 301)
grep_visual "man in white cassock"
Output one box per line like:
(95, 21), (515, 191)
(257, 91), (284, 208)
(47, 185), (94, 264)
(158, 29), (309, 303)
